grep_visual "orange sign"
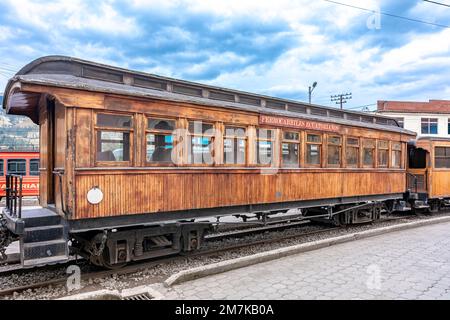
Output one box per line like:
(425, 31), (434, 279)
(259, 115), (340, 132)
(0, 183), (39, 190)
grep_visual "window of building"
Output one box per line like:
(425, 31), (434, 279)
(146, 118), (175, 163)
(421, 118), (438, 134)
(282, 131), (300, 167)
(448, 119), (450, 135)
(96, 113), (132, 162)
(392, 142), (402, 168)
(256, 128), (274, 165)
(188, 121), (215, 164)
(224, 126), (246, 165)
(394, 117), (404, 128)
(7, 159), (26, 175)
(346, 137), (359, 167)
(363, 139), (375, 167)
(29, 159), (40, 176)
(435, 147), (450, 168)
(306, 134), (322, 165)
(0, 159), (3, 176)
(378, 140), (389, 168)
(327, 136), (342, 166)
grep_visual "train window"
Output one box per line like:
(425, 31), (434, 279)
(306, 134), (322, 165)
(97, 114), (132, 128)
(363, 139), (375, 167)
(7, 159), (26, 175)
(256, 129), (274, 165)
(146, 118), (175, 163)
(282, 131), (300, 167)
(346, 137), (359, 167)
(435, 147), (450, 168)
(327, 136), (341, 166)
(378, 140), (389, 168)
(224, 126), (246, 165)
(96, 113), (132, 162)
(0, 159), (3, 176)
(148, 119), (175, 131)
(392, 142), (402, 168)
(29, 159), (40, 176)
(188, 121), (215, 164)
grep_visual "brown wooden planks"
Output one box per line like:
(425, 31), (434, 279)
(73, 170), (406, 219)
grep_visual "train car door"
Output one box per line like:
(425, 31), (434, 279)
(407, 145), (428, 194)
(46, 99), (66, 215)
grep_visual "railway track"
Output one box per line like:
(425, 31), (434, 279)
(0, 212), (443, 298)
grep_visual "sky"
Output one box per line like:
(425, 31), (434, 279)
(0, 0), (449, 111)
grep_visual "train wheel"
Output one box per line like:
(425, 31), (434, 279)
(98, 246), (127, 270)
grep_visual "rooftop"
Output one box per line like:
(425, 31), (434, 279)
(377, 100), (450, 114)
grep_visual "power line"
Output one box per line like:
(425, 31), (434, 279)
(322, 0), (450, 29)
(423, 0), (450, 8)
(345, 103), (377, 110)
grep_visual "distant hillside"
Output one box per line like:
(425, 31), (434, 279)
(0, 96), (39, 151)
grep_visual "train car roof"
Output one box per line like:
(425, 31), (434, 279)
(3, 55), (416, 136)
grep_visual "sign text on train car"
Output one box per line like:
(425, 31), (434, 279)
(259, 115), (340, 132)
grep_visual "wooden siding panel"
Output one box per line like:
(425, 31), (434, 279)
(430, 171), (450, 198)
(74, 109), (92, 168)
(74, 171), (406, 219)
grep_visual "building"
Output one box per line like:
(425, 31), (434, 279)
(377, 100), (450, 138)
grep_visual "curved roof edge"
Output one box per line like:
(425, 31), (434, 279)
(4, 55), (407, 132)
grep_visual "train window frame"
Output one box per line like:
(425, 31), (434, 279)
(145, 117), (177, 166)
(0, 159), (3, 176)
(94, 112), (134, 166)
(223, 125), (247, 166)
(362, 139), (375, 168)
(327, 135), (342, 167)
(281, 131), (300, 168)
(391, 142), (402, 168)
(255, 128), (275, 166)
(305, 132), (322, 167)
(187, 120), (216, 165)
(434, 146), (450, 169)
(29, 159), (40, 176)
(7, 159), (27, 175)
(346, 137), (359, 168)
(377, 140), (389, 168)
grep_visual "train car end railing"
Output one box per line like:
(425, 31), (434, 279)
(5, 174), (23, 219)
(406, 172), (418, 193)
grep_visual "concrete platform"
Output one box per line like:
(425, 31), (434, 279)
(161, 220), (450, 300)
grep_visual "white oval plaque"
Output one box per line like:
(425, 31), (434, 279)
(87, 187), (103, 205)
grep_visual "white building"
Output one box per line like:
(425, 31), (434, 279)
(377, 100), (450, 138)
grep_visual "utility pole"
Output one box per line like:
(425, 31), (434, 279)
(331, 93), (352, 109)
(308, 82), (317, 104)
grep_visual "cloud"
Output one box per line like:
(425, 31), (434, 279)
(0, 0), (449, 111)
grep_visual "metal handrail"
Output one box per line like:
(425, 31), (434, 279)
(5, 174), (23, 219)
(53, 169), (69, 216)
(406, 172), (418, 193)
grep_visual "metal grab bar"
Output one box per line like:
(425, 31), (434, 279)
(52, 169), (69, 216)
(5, 174), (23, 219)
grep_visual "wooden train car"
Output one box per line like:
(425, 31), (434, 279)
(0, 151), (39, 200)
(1, 56), (417, 267)
(407, 137), (450, 211)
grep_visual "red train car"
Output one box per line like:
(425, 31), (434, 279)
(0, 151), (39, 200)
